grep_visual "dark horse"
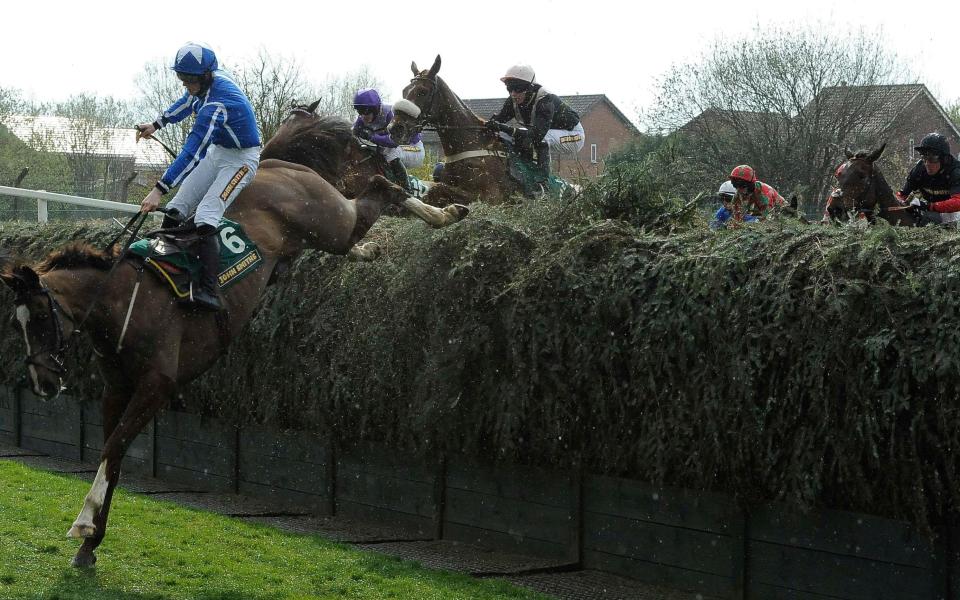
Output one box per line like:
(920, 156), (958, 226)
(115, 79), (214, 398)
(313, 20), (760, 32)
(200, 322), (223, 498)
(261, 100), (465, 229)
(0, 114), (467, 568)
(826, 144), (918, 226)
(387, 55), (528, 207)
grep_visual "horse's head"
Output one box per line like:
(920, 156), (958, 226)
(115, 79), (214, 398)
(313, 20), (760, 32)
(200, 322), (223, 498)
(389, 55), (442, 144)
(2, 264), (72, 398)
(829, 145), (886, 221)
(262, 100), (357, 183)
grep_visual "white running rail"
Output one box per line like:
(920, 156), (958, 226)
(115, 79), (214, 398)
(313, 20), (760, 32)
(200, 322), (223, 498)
(0, 185), (141, 223)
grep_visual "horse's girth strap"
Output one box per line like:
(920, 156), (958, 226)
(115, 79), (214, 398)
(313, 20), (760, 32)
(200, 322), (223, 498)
(444, 149), (509, 164)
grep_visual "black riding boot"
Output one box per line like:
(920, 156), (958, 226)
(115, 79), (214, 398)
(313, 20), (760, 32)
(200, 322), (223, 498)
(193, 227), (223, 311)
(161, 207), (185, 230)
(389, 158), (412, 192)
(534, 141), (551, 184)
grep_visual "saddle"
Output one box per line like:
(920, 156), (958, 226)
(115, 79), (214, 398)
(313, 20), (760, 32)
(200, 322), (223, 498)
(128, 219), (263, 302)
(505, 150), (572, 198)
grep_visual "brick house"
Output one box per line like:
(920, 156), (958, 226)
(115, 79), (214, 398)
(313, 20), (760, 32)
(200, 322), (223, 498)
(420, 94), (640, 179)
(813, 83), (960, 163)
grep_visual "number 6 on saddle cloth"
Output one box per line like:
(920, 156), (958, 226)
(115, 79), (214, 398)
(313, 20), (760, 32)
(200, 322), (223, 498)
(128, 219), (263, 303)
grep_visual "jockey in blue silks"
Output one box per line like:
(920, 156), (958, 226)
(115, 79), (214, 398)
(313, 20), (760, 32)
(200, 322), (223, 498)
(138, 42), (261, 311)
(712, 180), (758, 229)
(352, 89), (424, 193)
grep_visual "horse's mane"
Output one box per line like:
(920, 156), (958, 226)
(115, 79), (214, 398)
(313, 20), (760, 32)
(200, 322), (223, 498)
(261, 114), (354, 181)
(34, 242), (116, 274)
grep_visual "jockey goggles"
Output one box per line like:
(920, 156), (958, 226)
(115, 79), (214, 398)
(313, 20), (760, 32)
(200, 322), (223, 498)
(920, 152), (941, 163)
(355, 106), (377, 116)
(505, 81), (529, 93)
(176, 72), (205, 85)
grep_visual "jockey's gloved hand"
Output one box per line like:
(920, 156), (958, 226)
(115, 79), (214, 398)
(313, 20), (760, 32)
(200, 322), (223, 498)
(485, 119), (501, 132)
(910, 198), (930, 211)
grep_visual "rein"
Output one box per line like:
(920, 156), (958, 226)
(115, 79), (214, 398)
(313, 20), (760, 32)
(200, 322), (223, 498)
(34, 211), (151, 367)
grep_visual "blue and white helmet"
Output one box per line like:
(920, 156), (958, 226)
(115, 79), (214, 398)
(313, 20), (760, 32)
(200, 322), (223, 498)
(172, 42), (218, 75)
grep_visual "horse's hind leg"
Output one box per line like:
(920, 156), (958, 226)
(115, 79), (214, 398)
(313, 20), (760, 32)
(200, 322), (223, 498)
(69, 370), (174, 567)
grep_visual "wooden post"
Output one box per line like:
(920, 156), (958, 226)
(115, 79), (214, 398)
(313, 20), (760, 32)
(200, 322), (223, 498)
(327, 440), (337, 517)
(731, 507), (749, 599)
(14, 385), (23, 448)
(432, 453), (447, 540)
(232, 426), (241, 494)
(569, 465), (584, 567)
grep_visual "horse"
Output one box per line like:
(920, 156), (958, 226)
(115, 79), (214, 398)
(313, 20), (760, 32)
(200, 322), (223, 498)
(261, 100), (461, 227)
(387, 55), (528, 207)
(826, 144), (918, 226)
(0, 114), (467, 568)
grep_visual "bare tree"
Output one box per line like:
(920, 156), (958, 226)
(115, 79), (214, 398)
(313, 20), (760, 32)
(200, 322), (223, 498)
(134, 51), (383, 147)
(649, 25), (912, 209)
(133, 59), (193, 152)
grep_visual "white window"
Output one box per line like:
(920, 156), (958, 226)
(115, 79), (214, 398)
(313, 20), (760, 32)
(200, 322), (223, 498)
(590, 144), (598, 164)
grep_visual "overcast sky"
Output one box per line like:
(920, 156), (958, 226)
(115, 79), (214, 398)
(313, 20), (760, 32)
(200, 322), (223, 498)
(2, 0), (956, 129)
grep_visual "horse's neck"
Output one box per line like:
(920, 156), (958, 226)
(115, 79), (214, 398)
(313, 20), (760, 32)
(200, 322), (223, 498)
(434, 78), (492, 155)
(871, 167), (899, 209)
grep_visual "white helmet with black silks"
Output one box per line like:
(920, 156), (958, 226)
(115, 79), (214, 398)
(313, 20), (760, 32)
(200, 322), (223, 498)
(718, 181), (737, 199)
(500, 64), (536, 85)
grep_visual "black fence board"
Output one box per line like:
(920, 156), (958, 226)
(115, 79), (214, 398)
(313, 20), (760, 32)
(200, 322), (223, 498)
(336, 499), (433, 536)
(19, 394), (81, 460)
(337, 444), (435, 483)
(447, 460), (575, 507)
(155, 413), (235, 492)
(0, 386), (15, 444)
(584, 512), (733, 576)
(237, 427), (331, 513)
(443, 522), (571, 559)
(583, 549), (732, 597)
(750, 503), (934, 568)
(585, 474), (736, 535)
(336, 466), (435, 517)
(748, 539), (933, 600)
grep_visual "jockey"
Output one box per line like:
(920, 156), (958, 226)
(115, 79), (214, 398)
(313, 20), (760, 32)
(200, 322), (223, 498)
(898, 133), (960, 224)
(352, 88), (424, 192)
(485, 65), (584, 183)
(137, 42), (261, 311)
(712, 180), (758, 228)
(728, 165), (785, 220)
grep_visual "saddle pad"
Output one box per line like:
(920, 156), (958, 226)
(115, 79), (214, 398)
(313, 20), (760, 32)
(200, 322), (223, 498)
(507, 155), (572, 197)
(129, 219), (263, 296)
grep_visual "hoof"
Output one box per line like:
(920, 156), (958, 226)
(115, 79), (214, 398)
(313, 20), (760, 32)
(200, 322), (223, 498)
(67, 523), (96, 539)
(71, 551), (97, 568)
(347, 242), (382, 262)
(435, 204), (469, 228)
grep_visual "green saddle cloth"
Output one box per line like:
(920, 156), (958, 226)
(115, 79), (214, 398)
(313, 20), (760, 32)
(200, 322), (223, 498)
(507, 155), (572, 197)
(129, 219), (263, 296)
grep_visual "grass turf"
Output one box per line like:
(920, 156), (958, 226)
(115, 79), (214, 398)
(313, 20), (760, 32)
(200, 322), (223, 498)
(0, 460), (547, 600)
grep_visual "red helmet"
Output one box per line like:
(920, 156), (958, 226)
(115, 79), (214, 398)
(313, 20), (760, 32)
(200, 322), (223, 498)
(729, 165), (757, 184)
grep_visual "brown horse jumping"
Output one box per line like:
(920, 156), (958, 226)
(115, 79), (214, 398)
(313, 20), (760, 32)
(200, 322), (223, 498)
(0, 115), (466, 568)
(261, 100), (464, 230)
(388, 55), (526, 207)
(827, 144), (918, 226)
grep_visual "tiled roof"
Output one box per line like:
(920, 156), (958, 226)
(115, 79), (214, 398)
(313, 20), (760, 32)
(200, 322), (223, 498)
(420, 94), (636, 145)
(2, 115), (170, 168)
(812, 84), (927, 133)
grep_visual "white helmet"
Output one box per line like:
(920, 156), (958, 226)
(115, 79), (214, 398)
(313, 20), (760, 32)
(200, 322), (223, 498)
(501, 64), (536, 84)
(718, 181), (737, 198)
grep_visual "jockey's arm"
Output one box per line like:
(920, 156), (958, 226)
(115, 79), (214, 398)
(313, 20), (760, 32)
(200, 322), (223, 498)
(156, 103), (222, 193)
(490, 99), (513, 123)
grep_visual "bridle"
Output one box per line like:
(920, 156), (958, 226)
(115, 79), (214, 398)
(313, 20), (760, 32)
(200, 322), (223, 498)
(834, 159), (880, 220)
(400, 75), (442, 136)
(20, 285), (71, 376)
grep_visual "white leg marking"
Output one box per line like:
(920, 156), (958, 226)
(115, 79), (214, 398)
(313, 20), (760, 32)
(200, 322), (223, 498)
(401, 197), (446, 227)
(68, 460), (109, 538)
(15, 305), (42, 396)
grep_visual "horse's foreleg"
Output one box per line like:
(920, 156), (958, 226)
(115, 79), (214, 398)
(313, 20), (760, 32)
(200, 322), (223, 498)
(401, 196), (470, 229)
(68, 371), (174, 567)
